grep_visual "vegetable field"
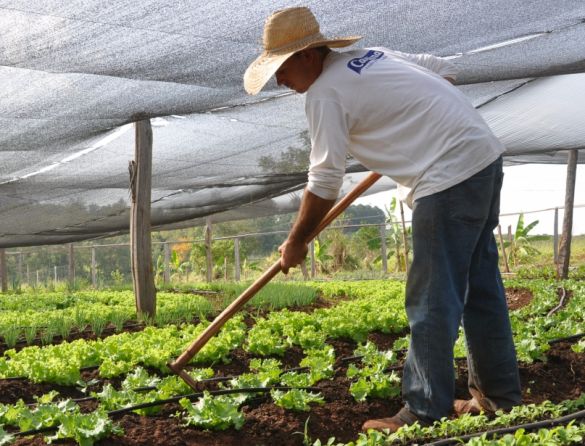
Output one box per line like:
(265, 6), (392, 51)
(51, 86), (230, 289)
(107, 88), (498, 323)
(0, 280), (583, 445)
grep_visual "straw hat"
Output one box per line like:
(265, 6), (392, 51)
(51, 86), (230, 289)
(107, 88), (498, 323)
(244, 7), (361, 95)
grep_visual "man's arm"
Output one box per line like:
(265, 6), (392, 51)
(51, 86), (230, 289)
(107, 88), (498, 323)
(279, 188), (335, 273)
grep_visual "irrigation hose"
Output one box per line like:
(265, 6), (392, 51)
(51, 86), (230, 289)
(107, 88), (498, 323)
(422, 408), (585, 446)
(547, 286), (568, 317)
(14, 385), (320, 437)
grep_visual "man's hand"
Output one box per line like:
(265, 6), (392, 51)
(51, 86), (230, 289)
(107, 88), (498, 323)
(278, 238), (309, 274)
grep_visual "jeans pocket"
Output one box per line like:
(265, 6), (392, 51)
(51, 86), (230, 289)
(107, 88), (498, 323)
(448, 172), (495, 225)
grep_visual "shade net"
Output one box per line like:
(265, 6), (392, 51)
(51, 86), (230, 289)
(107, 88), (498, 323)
(1, 0), (585, 247)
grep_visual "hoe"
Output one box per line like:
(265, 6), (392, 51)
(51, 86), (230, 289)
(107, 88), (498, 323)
(168, 171), (382, 391)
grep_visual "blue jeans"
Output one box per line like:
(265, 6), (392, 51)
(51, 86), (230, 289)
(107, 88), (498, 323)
(402, 157), (521, 421)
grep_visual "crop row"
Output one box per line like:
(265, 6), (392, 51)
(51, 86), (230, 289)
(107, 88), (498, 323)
(0, 282), (317, 348)
(1, 279), (583, 386)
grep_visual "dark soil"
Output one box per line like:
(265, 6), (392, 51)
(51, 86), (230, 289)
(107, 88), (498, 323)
(505, 287), (533, 311)
(4, 289), (585, 446)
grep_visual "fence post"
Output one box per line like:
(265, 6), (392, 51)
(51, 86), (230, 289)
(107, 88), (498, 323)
(497, 225), (510, 273)
(91, 247), (97, 288)
(399, 201), (409, 274)
(54, 265), (57, 286)
(234, 237), (241, 282)
(309, 240), (316, 278)
(18, 253), (23, 286)
(380, 224), (388, 274)
(68, 243), (75, 288)
(163, 242), (171, 284)
(553, 207), (559, 265)
(0, 249), (6, 292)
(205, 217), (213, 282)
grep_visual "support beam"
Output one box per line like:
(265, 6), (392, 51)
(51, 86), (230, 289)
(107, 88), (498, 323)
(557, 149), (578, 279)
(129, 119), (156, 318)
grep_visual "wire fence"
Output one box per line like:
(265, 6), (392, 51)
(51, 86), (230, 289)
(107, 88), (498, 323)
(0, 204), (583, 291)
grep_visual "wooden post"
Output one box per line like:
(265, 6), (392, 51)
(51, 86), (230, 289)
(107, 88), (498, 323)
(380, 224), (388, 274)
(163, 242), (171, 284)
(557, 149), (578, 279)
(129, 119), (156, 318)
(91, 247), (97, 288)
(68, 243), (75, 288)
(234, 238), (241, 282)
(497, 225), (510, 273)
(224, 257), (228, 281)
(553, 207), (559, 264)
(0, 249), (6, 292)
(205, 217), (213, 282)
(399, 201), (409, 274)
(309, 240), (316, 278)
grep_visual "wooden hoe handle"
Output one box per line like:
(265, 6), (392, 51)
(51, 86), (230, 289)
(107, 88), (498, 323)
(168, 172), (382, 389)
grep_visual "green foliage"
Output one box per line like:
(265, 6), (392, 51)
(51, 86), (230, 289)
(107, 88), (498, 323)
(347, 342), (400, 401)
(178, 393), (245, 431)
(503, 213), (547, 267)
(271, 389), (325, 412)
(48, 410), (124, 446)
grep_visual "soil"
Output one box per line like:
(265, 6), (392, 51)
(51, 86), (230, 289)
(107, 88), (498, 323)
(4, 288), (584, 446)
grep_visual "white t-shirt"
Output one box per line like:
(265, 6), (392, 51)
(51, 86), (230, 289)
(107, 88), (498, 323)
(305, 47), (505, 207)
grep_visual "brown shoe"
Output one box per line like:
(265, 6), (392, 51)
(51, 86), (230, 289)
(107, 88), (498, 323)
(362, 407), (429, 433)
(454, 397), (493, 416)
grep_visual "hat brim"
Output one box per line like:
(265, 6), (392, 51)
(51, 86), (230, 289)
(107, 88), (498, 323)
(244, 36), (362, 95)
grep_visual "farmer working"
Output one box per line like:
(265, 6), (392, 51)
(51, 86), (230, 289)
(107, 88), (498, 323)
(244, 7), (521, 432)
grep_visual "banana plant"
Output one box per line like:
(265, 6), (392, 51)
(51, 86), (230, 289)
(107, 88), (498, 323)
(505, 213), (548, 267)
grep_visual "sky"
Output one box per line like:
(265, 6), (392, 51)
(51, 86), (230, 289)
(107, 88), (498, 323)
(355, 164), (585, 236)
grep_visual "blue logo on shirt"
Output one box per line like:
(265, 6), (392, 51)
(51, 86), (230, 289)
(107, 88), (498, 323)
(347, 50), (385, 74)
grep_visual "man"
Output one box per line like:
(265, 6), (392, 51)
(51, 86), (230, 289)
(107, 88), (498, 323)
(244, 6), (521, 432)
